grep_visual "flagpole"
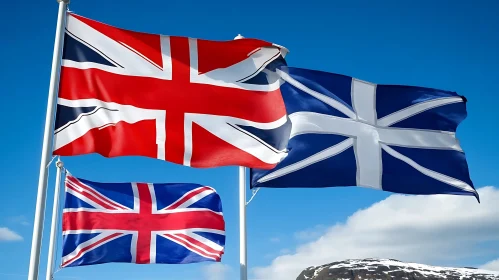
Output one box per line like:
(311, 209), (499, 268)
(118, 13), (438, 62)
(239, 166), (247, 280)
(232, 33), (248, 280)
(45, 159), (64, 280)
(28, 1), (68, 279)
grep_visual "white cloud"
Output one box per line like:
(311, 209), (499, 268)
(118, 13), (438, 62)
(481, 259), (499, 272)
(0, 227), (23, 241)
(252, 187), (499, 280)
(201, 263), (231, 280)
(270, 237), (280, 243)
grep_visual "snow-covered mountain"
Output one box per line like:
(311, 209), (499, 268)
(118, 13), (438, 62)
(296, 258), (499, 280)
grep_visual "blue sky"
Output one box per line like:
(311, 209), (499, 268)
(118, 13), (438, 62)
(1, 0), (499, 279)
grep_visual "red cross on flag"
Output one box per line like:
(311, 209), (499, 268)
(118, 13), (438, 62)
(62, 174), (225, 266)
(53, 13), (291, 169)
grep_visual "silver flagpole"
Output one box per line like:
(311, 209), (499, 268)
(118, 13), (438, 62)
(45, 159), (64, 280)
(233, 33), (248, 280)
(28, 1), (69, 279)
(239, 166), (248, 280)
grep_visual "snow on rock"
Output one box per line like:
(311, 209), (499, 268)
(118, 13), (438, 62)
(296, 258), (499, 280)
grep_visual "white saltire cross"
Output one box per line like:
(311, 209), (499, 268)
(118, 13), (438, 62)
(257, 69), (477, 196)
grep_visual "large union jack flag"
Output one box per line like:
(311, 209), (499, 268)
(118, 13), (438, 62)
(53, 13), (291, 169)
(251, 67), (478, 201)
(61, 174), (225, 267)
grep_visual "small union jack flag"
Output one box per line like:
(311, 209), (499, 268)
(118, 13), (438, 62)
(61, 174), (225, 267)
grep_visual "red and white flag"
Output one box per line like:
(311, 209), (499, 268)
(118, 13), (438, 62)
(53, 13), (291, 169)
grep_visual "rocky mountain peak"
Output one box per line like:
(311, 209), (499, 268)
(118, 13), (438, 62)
(296, 258), (499, 280)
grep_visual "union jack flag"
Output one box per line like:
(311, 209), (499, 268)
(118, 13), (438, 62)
(61, 174), (225, 267)
(53, 13), (291, 169)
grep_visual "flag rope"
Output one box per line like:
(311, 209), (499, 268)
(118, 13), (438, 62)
(46, 156), (56, 168)
(246, 187), (260, 205)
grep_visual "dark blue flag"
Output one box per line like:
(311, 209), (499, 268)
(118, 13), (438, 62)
(250, 66), (478, 201)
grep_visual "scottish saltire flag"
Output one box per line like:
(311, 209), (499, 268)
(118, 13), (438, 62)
(53, 13), (291, 169)
(251, 67), (478, 200)
(61, 174), (225, 267)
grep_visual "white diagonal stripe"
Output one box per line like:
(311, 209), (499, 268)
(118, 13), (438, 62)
(64, 14), (171, 79)
(65, 184), (108, 210)
(183, 231), (224, 252)
(55, 98), (166, 160)
(381, 144), (476, 194)
(162, 234), (219, 260)
(65, 178), (132, 211)
(377, 97), (464, 127)
(257, 138), (354, 183)
(62, 232), (124, 267)
(189, 38), (283, 92)
(202, 48), (280, 83)
(170, 234), (221, 258)
(167, 188), (215, 210)
(183, 113), (289, 166)
(67, 176), (133, 210)
(158, 186), (214, 212)
(277, 69), (357, 119)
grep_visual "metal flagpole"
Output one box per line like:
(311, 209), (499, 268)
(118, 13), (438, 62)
(28, 1), (69, 279)
(239, 166), (247, 280)
(233, 33), (248, 280)
(45, 159), (64, 280)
